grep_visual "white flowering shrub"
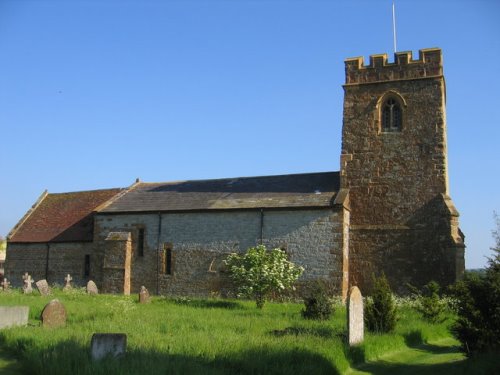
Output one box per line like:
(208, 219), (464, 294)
(224, 245), (304, 309)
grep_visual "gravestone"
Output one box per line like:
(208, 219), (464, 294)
(347, 286), (364, 346)
(1, 278), (10, 291)
(87, 280), (98, 295)
(22, 273), (33, 294)
(90, 333), (127, 360)
(63, 274), (73, 291)
(36, 279), (51, 296)
(41, 299), (67, 328)
(0, 306), (29, 329)
(139, 286), (150, 304)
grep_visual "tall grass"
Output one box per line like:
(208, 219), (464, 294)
(0, 289), (461, 374)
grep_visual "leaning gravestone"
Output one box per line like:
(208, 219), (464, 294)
(0, 306), (29, 329)
(139, 286), (150, 304)
(36, 279), (51, 296)
(347, 286), (364, 346)
(41, 299), (67, 328)
(22, 273), (34, 294)
(86, 280), (98, 295)
(90, 333), (127, 360)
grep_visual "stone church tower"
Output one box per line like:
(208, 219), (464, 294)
(340, 48), (465, 292)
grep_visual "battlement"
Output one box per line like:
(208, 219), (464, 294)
(345, 48), (442, 85)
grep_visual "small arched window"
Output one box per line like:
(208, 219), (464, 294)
(381, 98), (402, 132)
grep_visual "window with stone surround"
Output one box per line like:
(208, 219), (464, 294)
(381, 98), (402, 132)
(84, 254), (90, 277)
(161, 244), (172, 275)
(137, 228), (145, 257)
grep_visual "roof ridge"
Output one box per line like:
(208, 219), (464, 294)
(95, 180), (141, 212)
(46, 187), (123, 195)
(138, 171), (339, 185)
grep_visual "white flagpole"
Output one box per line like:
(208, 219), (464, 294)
(392, 1), (397, 53)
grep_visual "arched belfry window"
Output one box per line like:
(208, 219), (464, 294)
(381, 98), (402, 132)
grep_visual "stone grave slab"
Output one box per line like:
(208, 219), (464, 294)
(86, 280), (98, 295)
(0, 306), (29, 329)
(90, 333), (127, 360)
(36, 279), (51, 296)
(347, 286), (364, 346)
(41, 299), (67, 328)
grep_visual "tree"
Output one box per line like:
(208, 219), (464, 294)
(364, 273), (397, 333)
(451, 213), (500, 355)
(224, 245), (304, 309)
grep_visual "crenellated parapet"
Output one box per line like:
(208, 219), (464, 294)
(345, 48), (442, 85)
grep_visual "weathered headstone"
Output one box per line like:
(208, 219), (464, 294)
(63, 274), (73, 291)
(347, 286), (364, 346)
(22, 273), (33, 294)
(1, 278), (10, 291)
(41, 299), (67, 328)
(139, 286), (150, 304)
(0, 306), (29, 329)
(36, 279), (51, 296)
(86, 280), (98, 295)
(90, 333), (127, 360)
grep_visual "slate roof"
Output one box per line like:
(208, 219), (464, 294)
(100, 172), (340, 213)
(9, 188), (122, 243)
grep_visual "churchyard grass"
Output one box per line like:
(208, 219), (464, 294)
(0, 289), (496, 374)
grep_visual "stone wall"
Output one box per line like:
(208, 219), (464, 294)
(340, 48), (464, 293)
(5, 242), (93, 287)
(94, 208), (346, 297)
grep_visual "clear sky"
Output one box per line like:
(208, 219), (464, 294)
(0, 0), (499, 269)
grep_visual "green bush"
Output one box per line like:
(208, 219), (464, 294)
(365, 274), (397, 333)
(224, 245), (303, 309)
(451, 213), (500, 355)
(301, 282), (333, 320)
(411, 281), (447, 323)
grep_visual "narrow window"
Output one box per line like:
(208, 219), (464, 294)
(137, 228), (145, 257)
(84, 254), (90, 277)
(161, 244), (172, 275)
(382, 98), (402, 132)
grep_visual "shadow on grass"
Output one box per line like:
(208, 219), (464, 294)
(270, 326), (336, 338)
(169, 298), (244, 310)
(4, 338), (339, 375)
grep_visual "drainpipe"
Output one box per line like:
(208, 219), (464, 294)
(156, 212), (162, 295)
(260, 209), (264, 244)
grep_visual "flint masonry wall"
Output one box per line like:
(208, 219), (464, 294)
(5, 242), (93, 287)
(341, 48), (464, 293)
(94, 208), (346, 297)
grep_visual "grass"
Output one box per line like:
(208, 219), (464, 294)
(0, 288), (498, 374)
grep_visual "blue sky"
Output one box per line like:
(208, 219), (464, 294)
(0, 0), (499, 269)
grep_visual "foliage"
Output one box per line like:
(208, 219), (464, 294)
(364, 274), (397, 333)
(224, 245), (303, 308)
(2, 289), (499, 374)
(451, 213), (500, 356)
(301, 282), (333, 320)
(409, 281), (448, 323)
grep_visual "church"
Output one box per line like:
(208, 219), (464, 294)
(5, 48), (465, 298)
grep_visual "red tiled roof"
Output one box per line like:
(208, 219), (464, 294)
(9, 188), (122, 243)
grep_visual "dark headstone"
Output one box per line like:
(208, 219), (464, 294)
(36, 279), (51, 296)
(86, 280), (98, 295)
(139, 286), (150, 304)
(41, 299), (67, 328)
(0, 306), (29, 329)
(90, 333), (127, 360)
(347, 286), (364, 346)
